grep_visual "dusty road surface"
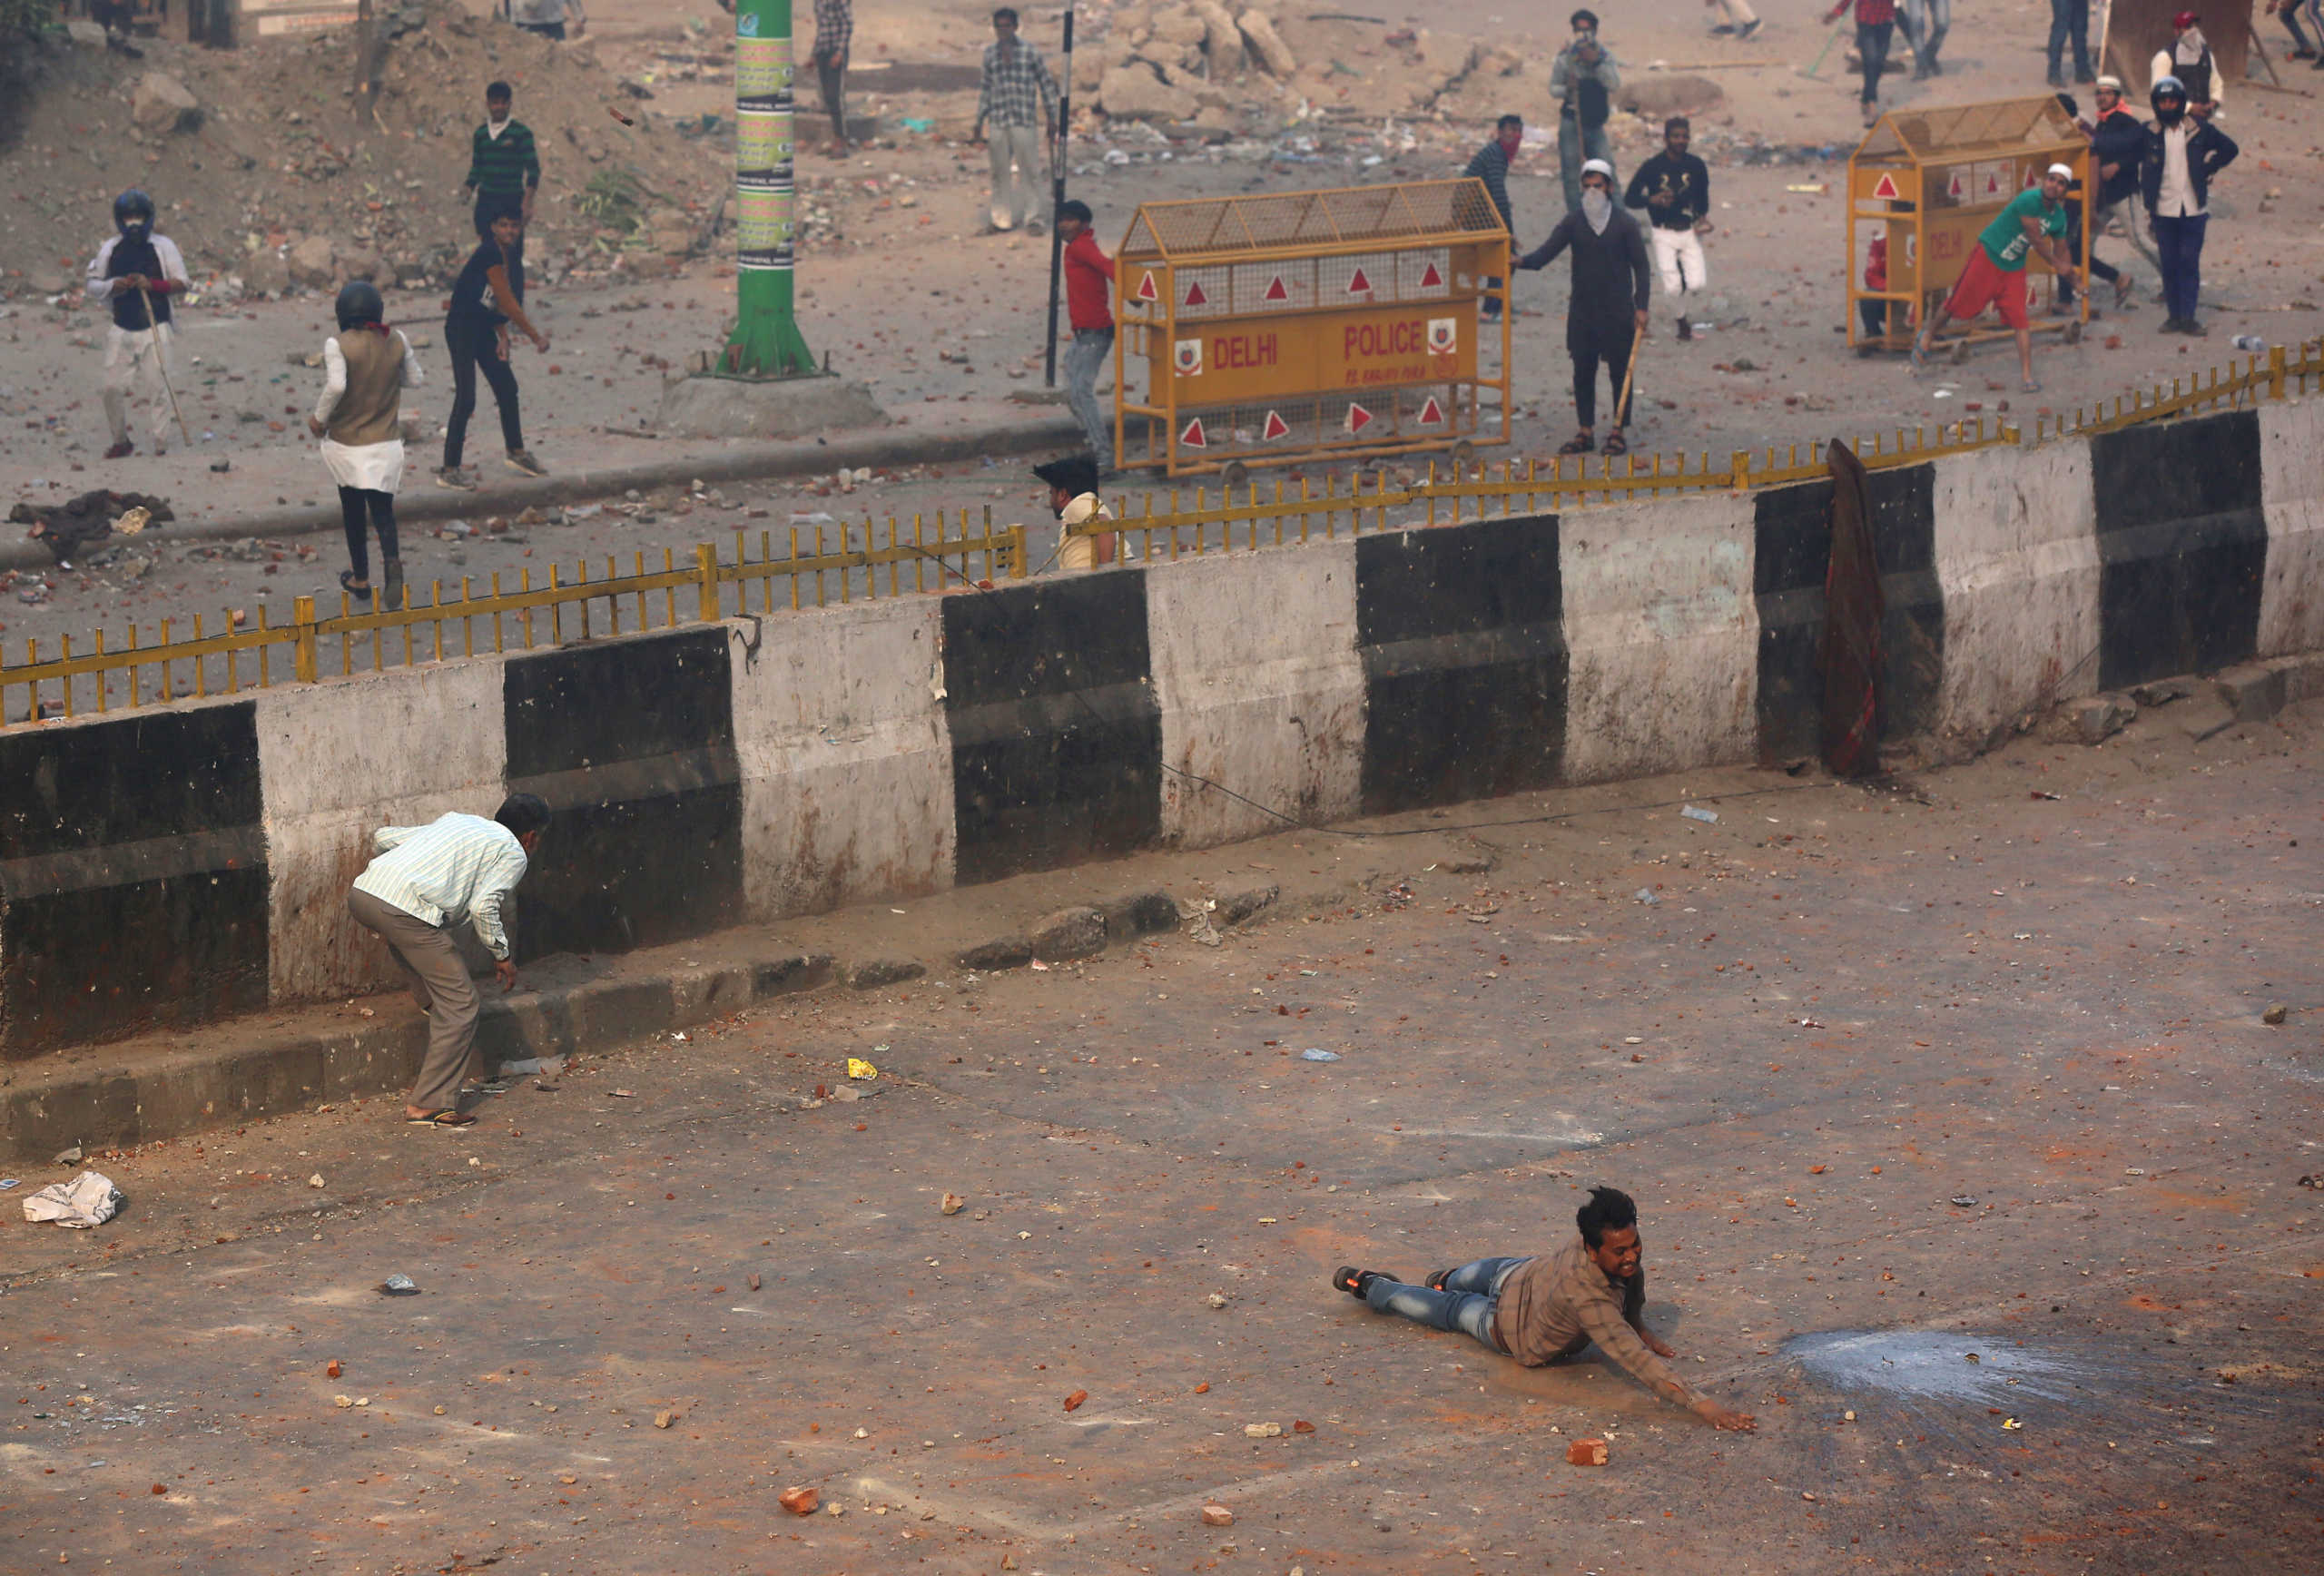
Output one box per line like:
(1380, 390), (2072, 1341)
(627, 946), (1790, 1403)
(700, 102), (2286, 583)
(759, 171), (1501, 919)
(4, 685), (2319, 1573)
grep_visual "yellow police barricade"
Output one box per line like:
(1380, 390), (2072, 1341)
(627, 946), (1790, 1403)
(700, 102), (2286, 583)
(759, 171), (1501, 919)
(1112, 180), (1513, 479)
(1846, 97), (2092, 356)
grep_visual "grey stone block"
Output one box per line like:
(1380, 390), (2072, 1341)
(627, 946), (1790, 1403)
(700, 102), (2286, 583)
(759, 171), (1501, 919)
(848, 958), (928, 990)
(1100, 888), (1178, 940)
(958, 936), (1034, 972)
(2214, 664), (2286, 724)
(1031, 906), (1107, 961)
(1215, 884), (1280, 927)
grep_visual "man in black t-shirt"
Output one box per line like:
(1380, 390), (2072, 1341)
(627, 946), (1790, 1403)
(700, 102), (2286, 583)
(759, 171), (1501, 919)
(436, 205), (552, 489)
(1622, 117), (1713, 341)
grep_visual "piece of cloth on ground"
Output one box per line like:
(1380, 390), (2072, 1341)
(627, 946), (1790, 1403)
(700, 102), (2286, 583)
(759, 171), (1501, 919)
(22, 1170), (124, 1228)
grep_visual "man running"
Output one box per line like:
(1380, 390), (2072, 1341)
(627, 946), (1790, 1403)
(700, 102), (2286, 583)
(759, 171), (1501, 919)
(1334, 1186), (1758, 1431)
(1623, 117), (1713, 341)
(1516, 158), (1651, 458)
(86, 189), (190, 460)
(1911, 163), (2079, 392)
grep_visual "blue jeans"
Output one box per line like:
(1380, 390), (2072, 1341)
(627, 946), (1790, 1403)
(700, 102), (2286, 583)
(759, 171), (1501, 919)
(1557, 116), (1611, 215)
(1063, 326), (1114, 462)
(2153, 212), (2207, 323)
(2046, 0), (2091, 78)
(1363, 1256), (1533, 1351)
(1902, 0), (1949, 72)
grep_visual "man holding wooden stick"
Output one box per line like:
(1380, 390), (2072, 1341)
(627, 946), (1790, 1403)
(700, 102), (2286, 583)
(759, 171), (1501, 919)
(1516, 159), (1651, 458)
(85, 189), (191, 461)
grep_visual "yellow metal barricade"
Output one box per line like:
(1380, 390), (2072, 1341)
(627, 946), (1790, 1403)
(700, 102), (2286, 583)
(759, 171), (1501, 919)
(1112, 180), (1512, 478)
(1846, 97), (2092, 353)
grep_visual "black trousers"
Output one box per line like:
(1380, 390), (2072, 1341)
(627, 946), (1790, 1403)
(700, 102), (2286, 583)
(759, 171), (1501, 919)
(2057, 199), (2117, 299)
(1857, 20), (1894, 104)
(1573, 330), (1636, 429)
(337, 487), (399, 581)
(443, 317), (524, 469)
(812, 48), (847, 144)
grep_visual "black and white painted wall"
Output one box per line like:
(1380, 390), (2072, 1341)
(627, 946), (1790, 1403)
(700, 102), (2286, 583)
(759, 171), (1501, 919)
(3, 404), (2313, 1055)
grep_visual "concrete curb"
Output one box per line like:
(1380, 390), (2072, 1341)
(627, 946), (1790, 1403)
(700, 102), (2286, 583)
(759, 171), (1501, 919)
(0, 882), (1235, 1158)
(2, 951), (833, 1160)
(1, 411), (1086, 574)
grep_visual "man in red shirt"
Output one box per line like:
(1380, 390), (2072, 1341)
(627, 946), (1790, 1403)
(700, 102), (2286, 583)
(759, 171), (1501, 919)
(1058, 199), (1116, 466)
(1824, 0), (1898, 126)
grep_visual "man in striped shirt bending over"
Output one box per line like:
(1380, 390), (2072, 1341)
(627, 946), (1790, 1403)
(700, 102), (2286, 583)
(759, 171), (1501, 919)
(348, 793), (551, 1128)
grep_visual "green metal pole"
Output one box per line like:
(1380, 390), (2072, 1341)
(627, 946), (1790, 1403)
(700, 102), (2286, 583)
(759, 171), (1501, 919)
(723, 0), (817, 378)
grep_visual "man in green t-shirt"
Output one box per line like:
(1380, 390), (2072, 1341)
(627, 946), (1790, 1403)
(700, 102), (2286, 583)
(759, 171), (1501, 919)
(1910, 163), (2080, 392)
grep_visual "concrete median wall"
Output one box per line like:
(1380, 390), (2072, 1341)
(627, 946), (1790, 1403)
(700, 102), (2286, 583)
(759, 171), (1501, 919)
(4, 403), (2317, 1059)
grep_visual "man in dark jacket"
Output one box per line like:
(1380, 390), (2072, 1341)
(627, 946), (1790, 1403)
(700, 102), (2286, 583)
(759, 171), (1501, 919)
(1623, 116), (1712, 340)
(1517, 159), (1651, 457)
(1464, 115), (1523, 321)
(2141, 74), (2237, 335)
(2083, 77), (2156, 294)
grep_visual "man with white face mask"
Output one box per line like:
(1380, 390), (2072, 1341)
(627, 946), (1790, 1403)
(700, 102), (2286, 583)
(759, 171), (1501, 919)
(1515, 159), (1651, 458)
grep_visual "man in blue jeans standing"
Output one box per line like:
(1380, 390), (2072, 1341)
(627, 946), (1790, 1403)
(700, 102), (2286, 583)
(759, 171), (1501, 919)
(2142, 74), (2237, 335)
(2047, 0), (2094, 84)
(1550, 12), (1620, 215)
(1334, 1186), (1758, 1430)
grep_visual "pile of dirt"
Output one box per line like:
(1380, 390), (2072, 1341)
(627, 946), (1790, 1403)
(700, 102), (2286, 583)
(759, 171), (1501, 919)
(0, 0), (734, 300)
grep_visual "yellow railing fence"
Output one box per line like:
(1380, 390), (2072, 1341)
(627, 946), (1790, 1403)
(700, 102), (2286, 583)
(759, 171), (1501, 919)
(4, 339), (2318, 729)
(1, 508), (1027, 727)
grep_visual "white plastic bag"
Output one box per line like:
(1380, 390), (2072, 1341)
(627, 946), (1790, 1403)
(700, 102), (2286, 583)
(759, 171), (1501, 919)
(22, 1170), (124, 1228)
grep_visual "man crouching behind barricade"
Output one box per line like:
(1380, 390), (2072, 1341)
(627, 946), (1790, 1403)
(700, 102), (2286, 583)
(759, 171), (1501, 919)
(1034, 454), (1116, 572)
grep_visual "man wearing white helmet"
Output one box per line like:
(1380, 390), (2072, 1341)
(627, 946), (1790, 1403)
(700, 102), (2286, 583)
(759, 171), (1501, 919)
(1910, 163), (2077, 392)
(2141, 74), (2238, 335)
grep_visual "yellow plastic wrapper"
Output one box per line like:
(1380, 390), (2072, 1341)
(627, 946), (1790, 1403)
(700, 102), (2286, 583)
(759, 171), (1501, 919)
(846, 1058), (879, 1081)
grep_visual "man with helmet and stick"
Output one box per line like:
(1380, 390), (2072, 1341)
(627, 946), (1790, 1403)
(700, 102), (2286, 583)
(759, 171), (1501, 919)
(86, 190), (192, 460)
(2142, 74), (2236, 336)
(309, 282), (424, 608)
(1515, 158), (1651, 458)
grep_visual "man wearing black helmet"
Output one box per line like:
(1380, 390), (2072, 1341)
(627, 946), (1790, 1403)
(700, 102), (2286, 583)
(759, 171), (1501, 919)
(2142, 74), (2237, 336)
(86, 190), (191, 460)
(310, 281), (424, 608)
(1334, 1186), (1758, 1431)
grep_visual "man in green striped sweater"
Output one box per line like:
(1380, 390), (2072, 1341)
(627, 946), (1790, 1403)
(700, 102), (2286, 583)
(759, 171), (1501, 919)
(463, 81), (541, 246)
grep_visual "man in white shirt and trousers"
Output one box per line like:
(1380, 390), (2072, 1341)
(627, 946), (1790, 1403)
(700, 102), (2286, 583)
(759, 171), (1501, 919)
(347, 794), (552, 1128)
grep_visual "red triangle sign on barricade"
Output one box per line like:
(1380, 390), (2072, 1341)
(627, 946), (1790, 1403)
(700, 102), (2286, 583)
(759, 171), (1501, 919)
(1135, 271), (1160, 302)
(1870, 172), (1900, 200)
(1260, 409), (1292, 440)
(1346, 266), (1374, 295)
(1345, 402), (1374, 434)
(1263, 274), (1290, 303)
(1180, 416), (1207, 449)
(1416, 396), (1445, 427)
(1947, 171), (1966, 199)
(1184, 279), (1209, 307)
(1984, 170), (2002, 195)
(1418, 260), (1444, 289)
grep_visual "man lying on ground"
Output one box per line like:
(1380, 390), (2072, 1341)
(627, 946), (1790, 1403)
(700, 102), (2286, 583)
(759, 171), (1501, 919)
(1334, 1185), (1758, 1430)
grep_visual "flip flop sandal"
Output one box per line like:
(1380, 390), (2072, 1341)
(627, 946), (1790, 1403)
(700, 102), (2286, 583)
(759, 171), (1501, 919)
(1423, 1267), (1452, 1292)
(1601, 430), (1629, 457)
(405, 1109), (477, 1128)
(340, 569), (373, 604)
(1332, 1265), (1374, 1298)
(1556, 433), (1595, 456)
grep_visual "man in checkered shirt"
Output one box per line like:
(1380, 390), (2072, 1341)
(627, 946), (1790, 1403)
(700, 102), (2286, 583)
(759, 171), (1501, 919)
(809, 0), (852, 154)
(974, 5), (1059, 233)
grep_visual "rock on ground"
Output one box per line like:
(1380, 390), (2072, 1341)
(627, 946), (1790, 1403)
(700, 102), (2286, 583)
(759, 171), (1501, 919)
(132, 72), (202, 133)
